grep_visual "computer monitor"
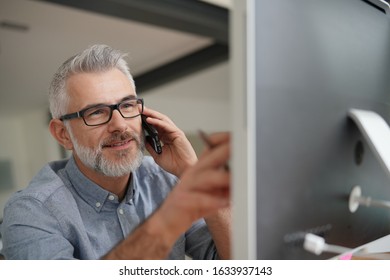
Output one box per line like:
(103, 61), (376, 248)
(242, 0), (390, 259)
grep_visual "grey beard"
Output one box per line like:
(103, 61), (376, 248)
(68, 128), (145, 177)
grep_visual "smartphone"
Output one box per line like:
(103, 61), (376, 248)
(141, 114), (162, 154)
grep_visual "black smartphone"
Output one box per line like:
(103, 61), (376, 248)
(141, 114), (162, 154)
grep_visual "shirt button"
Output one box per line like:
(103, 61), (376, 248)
(96, 202), (101, 208)
(118, 209), (124, 215)
(108, 195), (115, 201)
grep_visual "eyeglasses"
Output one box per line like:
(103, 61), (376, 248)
(59, 97), (144, 126)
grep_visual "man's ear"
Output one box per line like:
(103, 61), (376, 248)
(49, 119), (73, 150)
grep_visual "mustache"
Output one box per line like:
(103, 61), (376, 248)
(100, 131), (142, 148)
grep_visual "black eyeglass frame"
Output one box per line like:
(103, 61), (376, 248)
(59, 97), (144, 126)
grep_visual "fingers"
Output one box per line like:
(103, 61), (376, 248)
(180, 192), (230, 212)
(142, 107), (164, 119)
(142, 107), (176, 127)
(198, 137), (230, 171)
(201, 132), (230, 149)
(168, 170), (230, 226)
(180, 135), (230, 192)
(159, 189), (230, 234)
(174, 174), (230, 211)
(158, 131), (231, 230)
(142, 107), (181, 139)
(186, 168), (230, 192)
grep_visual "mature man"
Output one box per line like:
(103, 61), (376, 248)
(1, 44), (230, 259)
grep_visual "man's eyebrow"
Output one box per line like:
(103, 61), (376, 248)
(79, 95), (137, 111)
(121, 95), (138, 102)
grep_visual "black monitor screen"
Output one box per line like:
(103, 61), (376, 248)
(251, 0), (390, 259)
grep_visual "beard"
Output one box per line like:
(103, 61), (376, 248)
(67, 126), (145, 177)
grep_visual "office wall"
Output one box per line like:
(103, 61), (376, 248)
(145, 61), (230, 133)
(0, 116), (29, 216)
(0, 109), (61, 218)
(146, 61), (230, 156)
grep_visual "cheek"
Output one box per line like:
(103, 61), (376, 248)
(72, 126), (104, 148)
(131, 119), (143, 136)
(83, 135), (99, 148)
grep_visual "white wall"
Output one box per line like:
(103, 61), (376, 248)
(0, 109), (61, 218)
(0, 116), (29, 219)
(143, 61), (230, 133)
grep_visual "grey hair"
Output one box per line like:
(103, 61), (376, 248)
(48, 44), (135, 118)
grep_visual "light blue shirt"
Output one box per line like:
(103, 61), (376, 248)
(1, 156), (217, 259)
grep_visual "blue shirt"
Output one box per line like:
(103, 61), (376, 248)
(1, 156), (217, 259)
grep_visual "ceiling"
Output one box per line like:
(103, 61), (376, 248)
(0, 0), (229, 117)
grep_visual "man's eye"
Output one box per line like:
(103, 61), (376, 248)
(87, 108), (106, 117)
(122, 102), (136, 108)
(121, 102), (137, 111)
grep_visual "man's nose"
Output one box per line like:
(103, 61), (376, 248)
(107, 109), (127, 133)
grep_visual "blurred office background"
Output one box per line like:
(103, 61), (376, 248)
(0, 0), (232, 225)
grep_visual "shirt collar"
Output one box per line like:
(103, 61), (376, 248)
(64, 156), (135, 212)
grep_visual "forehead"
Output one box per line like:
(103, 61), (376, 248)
(66, 68), (136, 110)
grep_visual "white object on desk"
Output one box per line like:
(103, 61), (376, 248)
(304, 233), (352, 255)
(304, 233), (390, 259)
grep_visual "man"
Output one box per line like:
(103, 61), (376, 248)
(0, 44), (230, 259)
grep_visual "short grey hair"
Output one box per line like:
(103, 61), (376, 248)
(49, 44), (135, 118)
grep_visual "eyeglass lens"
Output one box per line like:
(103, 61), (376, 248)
(83, 99), (142, 125)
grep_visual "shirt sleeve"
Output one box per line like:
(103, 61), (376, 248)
(184, 219), (219, 260)
(1, 196), (77, 260)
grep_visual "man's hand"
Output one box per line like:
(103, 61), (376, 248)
(142, 107), (197, 177)
(103, 132), (231, 260)
(156, 132), (230, 239)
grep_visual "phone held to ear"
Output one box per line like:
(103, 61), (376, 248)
(141, 114), (162, 154)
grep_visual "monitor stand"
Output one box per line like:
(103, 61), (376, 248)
(348, 109), (390, 213)
(304, 110), (390, 259)
(348, 109), (390, 179)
